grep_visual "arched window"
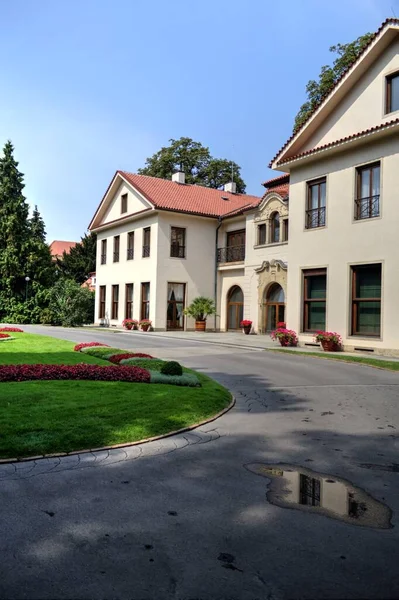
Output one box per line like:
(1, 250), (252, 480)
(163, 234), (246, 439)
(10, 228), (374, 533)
(263, 283), (285, 332)
(227, 285), (244, 330)
(271, 212), (280, 243)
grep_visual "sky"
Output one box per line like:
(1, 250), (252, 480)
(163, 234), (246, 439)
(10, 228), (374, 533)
(0, 0), (396, 242)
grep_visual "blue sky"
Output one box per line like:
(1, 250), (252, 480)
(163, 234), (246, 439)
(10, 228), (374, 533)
(0, 0), (396, 241)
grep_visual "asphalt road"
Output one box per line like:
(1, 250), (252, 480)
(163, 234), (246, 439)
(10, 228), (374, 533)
(1, 325), (399, 600)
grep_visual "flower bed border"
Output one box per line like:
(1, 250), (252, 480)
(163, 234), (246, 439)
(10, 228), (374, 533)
(0, 363), (150, 384)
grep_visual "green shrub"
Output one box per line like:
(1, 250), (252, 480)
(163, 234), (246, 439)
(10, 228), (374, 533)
(46, 279), (94, 326)
(160, 361), (183, 376)
(83, 347), (123, 358)
(120, 358), (166, 371)
(149, 371), (200, 387)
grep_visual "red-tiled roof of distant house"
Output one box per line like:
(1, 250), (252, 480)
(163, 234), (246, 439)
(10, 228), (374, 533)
(49, 240), (77, 258)
(118, 172), (262, 218)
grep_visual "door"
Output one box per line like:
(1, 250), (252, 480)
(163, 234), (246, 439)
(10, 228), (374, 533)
(167, 283), (186, 330)
(264, 283), (285, 332)
(227, 286), (244, 330)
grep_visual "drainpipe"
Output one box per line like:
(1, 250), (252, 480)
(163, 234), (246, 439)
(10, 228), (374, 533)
(214, 216), (222, 331)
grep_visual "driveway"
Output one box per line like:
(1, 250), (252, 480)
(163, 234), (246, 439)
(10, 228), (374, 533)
(1, 325), (398, 599)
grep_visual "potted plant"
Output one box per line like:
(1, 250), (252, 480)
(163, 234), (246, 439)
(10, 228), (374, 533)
(276, 321), (286, 329)
(139, 319), (152, 332)
(314, 331), (342, 352)
(183, 296), (217, 332)
(122, 318), (138, 331)
(240, 319), (252, 335)
(270, 327), (298, 347)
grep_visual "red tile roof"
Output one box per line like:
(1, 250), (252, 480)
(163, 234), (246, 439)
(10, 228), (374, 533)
(269, 18), (399, 167)
(262, 173), (289, 187)
(277, 117), (399, 165)
(119, 172), (262, 218)
(49, 240), (77, 258)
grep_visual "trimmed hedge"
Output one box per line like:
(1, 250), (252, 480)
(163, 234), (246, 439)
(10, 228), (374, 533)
(120, 358), (166, 371)
(0, 364), (150, 383)
(108, 352), (154, 363)
(82, 347), (125, 358)
(74, 342), (109, 352)
(161, 361), (183, 376)
(149, 371), (201, 387)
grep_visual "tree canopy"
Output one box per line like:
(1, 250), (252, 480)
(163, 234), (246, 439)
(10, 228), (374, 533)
(138, 137), (246, 193)
(293, 32), (374, 133)
(56, 232), (97, 285)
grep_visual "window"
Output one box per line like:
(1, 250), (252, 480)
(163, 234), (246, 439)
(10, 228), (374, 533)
(121, 193), (128, 214)
(99, 286), (106, 319)
(111, 285), (119, 320)
(306, 178), (326, 229)
(303, 268), (327, 331)
(167, 283), (186, 330)
(125, 283), (133, 319)
(141, 282), (150, 320)
(101, 239), (107, 265)
(271, 212), (280, 243)
(351, 264), (381, 337)
(283, 219), (289, 242)
(127, 232), (134, 260)
(386, 71), (399, 114)
(258, 223), (266, 245)
(355, 162), (380, 220)
(170, 227), (186, 258)
(113, 236), (120, 262)
(142, 227), (151, 257)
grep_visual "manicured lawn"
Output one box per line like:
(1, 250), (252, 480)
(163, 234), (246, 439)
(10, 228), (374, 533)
(266, 348), (399, 371)
(0, 333), (231, 459)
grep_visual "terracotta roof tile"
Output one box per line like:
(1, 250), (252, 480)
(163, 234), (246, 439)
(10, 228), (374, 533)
(262, 173), (289, 187)
(277, 117), (399, 165)
(119, 172), (262, 218)
(269, 18), (399, 167)
(49, 240), (77, 257)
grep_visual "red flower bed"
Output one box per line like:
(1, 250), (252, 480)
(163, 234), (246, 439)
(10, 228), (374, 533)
(74, 342), (110, 352)
(0, 364), (150, 383)
(0, 333), (11, 339)
(108, 352), (154, 364)
(0, 327), (23, 333)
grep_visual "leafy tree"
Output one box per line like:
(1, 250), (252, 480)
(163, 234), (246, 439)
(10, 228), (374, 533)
(57, 232), (97, 284)
(293, 33), (374, 133)
(30, 205), (46, 242)
(27, 205), (55, 289)
(0, 140), (31, 308)
(138, 137), (246, 193)
(42, 279), (94, 326)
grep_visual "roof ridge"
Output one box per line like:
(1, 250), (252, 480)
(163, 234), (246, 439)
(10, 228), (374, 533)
(269, 18), (399, 167)
(262, 173), (290, 187)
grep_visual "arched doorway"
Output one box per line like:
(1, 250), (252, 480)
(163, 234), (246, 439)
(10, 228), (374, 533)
(264, 283), (285, 332)
(227, 286), (244, 330)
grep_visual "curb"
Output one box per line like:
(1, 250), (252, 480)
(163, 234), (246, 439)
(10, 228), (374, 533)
(0, 395), (236, 465)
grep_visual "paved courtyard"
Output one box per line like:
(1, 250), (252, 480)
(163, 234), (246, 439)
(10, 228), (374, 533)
(1, 326), (398, 599)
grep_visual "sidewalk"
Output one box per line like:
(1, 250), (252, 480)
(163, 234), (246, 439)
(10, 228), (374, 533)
(87, 327), (399, 361)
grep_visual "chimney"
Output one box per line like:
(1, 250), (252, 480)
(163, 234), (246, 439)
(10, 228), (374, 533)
(172, 171), (185, 184)
(224, 181), (237, 193)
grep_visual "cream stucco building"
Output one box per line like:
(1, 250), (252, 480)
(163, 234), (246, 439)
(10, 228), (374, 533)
(90, 18), (399, 356)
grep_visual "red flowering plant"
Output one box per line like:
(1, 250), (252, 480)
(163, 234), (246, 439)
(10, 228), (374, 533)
(122, 318), (138, 330)
(139, 319), (152, 331)
(0, 327), (23, 333)
(0, 363), (150, 383)
(0, 333), (11, 339)
(314, 331), (342, 350)
(108, 352), (154, 364)
(240, 320), (252, 327)
(270, 328), (298, 347)
(276, 322), (286, 329)
(74, 342), (110, 352)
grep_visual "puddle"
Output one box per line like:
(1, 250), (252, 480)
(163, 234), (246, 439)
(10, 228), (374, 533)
(244, 463), (392, 529)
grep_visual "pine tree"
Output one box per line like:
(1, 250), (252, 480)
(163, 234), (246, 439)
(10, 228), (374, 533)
(0, 140), (30, 306)
(27, 205), (54, 289)
(30, 205), (46, 242)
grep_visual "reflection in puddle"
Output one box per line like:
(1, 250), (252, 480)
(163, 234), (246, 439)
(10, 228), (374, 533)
(244, 463), (392, 529)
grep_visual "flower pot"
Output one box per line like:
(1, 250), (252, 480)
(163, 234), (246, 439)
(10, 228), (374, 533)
(321, 340), (340, 352)
(243, 326), (251, 335)
(279, 339), (289, 347)
(124, 324), (133, 331)
(141, 324), (150, 332)
(195, 320), (206, 332)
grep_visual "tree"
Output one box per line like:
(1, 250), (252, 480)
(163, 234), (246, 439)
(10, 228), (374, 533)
(42, 279), (94, 327)
(293, 32), (374, 133)
(138, 137), (246, 193)
(30, 205), (46, 242)
(26, 205), (55, 289)
(57, 232), (97, 284)
(0, 140), (31, 308)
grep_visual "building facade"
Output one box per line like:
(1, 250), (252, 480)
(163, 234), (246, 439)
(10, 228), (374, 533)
(90, 19), (399, 356)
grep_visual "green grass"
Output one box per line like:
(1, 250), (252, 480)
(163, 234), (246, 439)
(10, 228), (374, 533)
(266, 348), (399, 371)
(0, 333), (231, 458)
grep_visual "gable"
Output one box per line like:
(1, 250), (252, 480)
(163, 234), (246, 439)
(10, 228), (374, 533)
(299, 38), (399, 153)
(254, 194), (288, 222)
(90, 173), (154, 230)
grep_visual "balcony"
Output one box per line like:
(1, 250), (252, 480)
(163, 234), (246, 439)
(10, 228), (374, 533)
(306, 206), (326, 229)
(127, 248), (134, 260)
(113, 252), (119, 263)
(355, 195), (380, 220)
(142, 245), (150, 258)
(217, 245), (245, 264)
